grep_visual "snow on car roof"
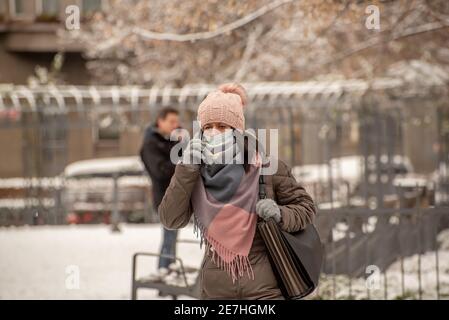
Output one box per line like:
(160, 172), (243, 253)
(0, 177), (63, 189)
(64, 156), (145, 178)
(292, 156), (364, 183)
(0, 198), (55, 209)
(292, 155), (413, 183)
(64, 175), (151, 188)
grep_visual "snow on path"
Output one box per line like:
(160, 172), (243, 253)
(1, 224), (448, 300)
(0, 224), (203, 300)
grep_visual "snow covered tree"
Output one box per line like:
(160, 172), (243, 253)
(63, 0), (449, 86)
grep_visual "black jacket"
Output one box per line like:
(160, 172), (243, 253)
(139, 125), (180, 208)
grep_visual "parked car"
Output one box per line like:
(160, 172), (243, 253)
(62, 156), (154, 224)
(292, 154), (416, 208)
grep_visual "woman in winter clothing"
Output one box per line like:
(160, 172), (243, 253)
(158, 83), (316, 300)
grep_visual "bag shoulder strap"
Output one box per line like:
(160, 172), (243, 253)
(258, 175), (267, 200)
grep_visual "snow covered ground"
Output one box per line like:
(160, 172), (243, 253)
(0, 224), (203, 300)
(1, 223), (448, 300)
(317, 250), (449, 300)
(317, 229), (449, 300)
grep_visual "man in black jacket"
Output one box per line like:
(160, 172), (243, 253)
(140, 107), (183, 280)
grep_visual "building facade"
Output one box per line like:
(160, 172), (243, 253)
(0, 0), (105, 85)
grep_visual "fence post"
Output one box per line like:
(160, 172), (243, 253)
(111, 172), (121, 232)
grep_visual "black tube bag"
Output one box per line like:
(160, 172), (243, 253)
(257, 175), (324, 299)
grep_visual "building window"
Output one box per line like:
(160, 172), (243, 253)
(9, 0), (27, 17)
(0, 1), (6, 20)
(96, 112), (122, 141)
(82, 0), (103, 14)
(36, 0), (59, 21)
(39, 0), (59, 15)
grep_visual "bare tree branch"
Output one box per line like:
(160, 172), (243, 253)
(133, 0), (294, 42)
(234, 24), (264, 82)
(67, 0), (449, 85)
(317, 21), (449, 67)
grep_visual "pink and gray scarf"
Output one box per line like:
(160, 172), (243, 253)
(191, 134), (261, 283)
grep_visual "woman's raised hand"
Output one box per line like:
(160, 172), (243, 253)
(181, 132), (205, 167)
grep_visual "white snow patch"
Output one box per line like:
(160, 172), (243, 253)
(0, 224), (203, 299)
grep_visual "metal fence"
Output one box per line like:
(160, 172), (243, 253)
(0, 80), (448, 299)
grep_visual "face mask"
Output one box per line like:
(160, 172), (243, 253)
(202, 130), (238, 164)
(203, 129), (234, 147)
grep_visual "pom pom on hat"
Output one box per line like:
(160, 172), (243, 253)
(218, 83), (248, 107)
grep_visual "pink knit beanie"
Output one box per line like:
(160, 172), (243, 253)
(197, 83), (248, 131)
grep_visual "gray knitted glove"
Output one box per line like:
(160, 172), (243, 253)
(181, 134), (204, 167)
(256, 199), (281, 223)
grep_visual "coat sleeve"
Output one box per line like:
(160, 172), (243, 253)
(158, 164), (200, 230)
(272, 160), (316, 232)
